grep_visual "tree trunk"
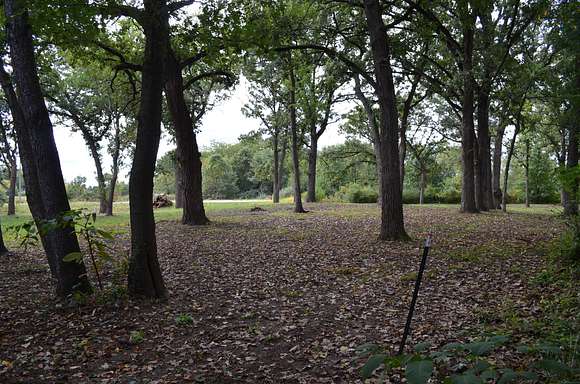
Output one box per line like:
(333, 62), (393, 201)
(502, 124), (520, 212)
(492, 123), (505, 209)
(164, 50), (209, 225)
(174, 162), (183, 208)
(353, 75), (382, 203)
(0, 216), (9, 255)
(7, 159), (16, 215)
(525, 139), (530, 208)
(306, 127), (317, 202)
(460, 22), (479, 213)
(419, 169), (426, 205)
(5, 0), (90, 296)
(83, 135), (108, 214)
(288, 53), (306, 213)
(106, 123), (121, 216)
(363, 0), (408, 240)
(564, 121), (579, 215)
(476, 88), (493, 211)
(399, 118), (407, 194)
(127, 0), (169, 298)
(278, 137), (287, 198)
(559, 127), (568, 208)
(272, 131), (280, 203)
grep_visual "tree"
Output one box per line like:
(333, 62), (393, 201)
(2, 0), (90, 296)
(0, 101), (17, 215)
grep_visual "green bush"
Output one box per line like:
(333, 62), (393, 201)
(334, 184), (378, 203)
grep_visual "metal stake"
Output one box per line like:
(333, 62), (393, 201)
(398, 234), (432, 355)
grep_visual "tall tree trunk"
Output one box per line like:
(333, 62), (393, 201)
(278, 136), (287, 198)
(83, 136), (108, 214)
(476, 88), (493, 211)
(174, 162), (183, 208)
(399, 118), (407, 194)
(288, 53), (306, 213)
(419, 169), (426, 205)
(559, 127), (568, 208)
(5, 0), (90, 296)
(272, 131), (280, 203)
(502, 124), (520, 212)
(164, 51), (209, 225)
(0, 216), (8, 255)
(460, 22), (479, 213)
(492, 123), (505, 209)
(306, 126), (318, 202)
(127, 0), (169, 298)
(525, 139), (530, 208)
(106, 122), (121, 216)
(564, 121), (579, 215)
(363, 0), (408, 240)
(7, 159), (16, 215)
(353, 75), (382, 204)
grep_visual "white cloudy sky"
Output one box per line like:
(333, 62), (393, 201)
(54, 76), (348, 186)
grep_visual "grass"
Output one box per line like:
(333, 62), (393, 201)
(0, 199), (276, 238)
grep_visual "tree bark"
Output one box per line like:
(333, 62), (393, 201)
(363, 0), (408, 240)
(419, 169), (426, 205)
(127, 0), (169, 298)
(502, 124), (520, 212)
(564, 120), (579, 215)
(492, 123), (505, 209)
(174, 161), (184, 208)
(272, 130), (280, 203)
(525, 139), (530, 208)
(0, 216), (9, 255)
(6, 0), (91, 296)
(460, 21), (479, 213)
(7, 159), (16, 215)
(288, 53), (306, 213)
(353, 75), (382, 203)
(476, 88), (493, 211)
(106, 122), (121, 216)
(164, 50), (209, 225)
(306, 127), (318, 202)
(82, 133), (108, 214)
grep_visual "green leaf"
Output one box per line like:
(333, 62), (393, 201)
(488, 335), (509, 344)
(361, 354), (387, 378)
(497, 369), (518, 384)
(405, 359), (433, 384)
(450, 372), (483, 384)
(63, 252), (83, 263)
(537, 343), (562, 356)
(465, 341), (495, 356)
(473, 360), (491, 374)
(414, 342), (431, 353)
(97, 229), (114, 240)
(442, 342), (465, 352)
(534, 359), (570, 375)
(480, 369), (497, 380)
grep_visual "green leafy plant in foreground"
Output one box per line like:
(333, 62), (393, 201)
(358, 335), (579, 383)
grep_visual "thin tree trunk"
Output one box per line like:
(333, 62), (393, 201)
(306, 127), (318, 202)
(278, 136), (287, 198)
(460, 21), (479, 213)
(363, 0), (408, 240)
(164, 50), (209, 225)
(106, 123), (120, 216)
(399, 119), (407, 194)
(84, 137), (108, 214)
(559, 127), (568, 207)
(0, 216), (8, 255)
(564, 122), (579, 215)
(288, 53), (306, 213)
(419, 169), (426, 205)
(353, 75), (382, 204)
(492, 123), (505, 209)
(5, 0), (90, 296)
(7, 159), (16, 215)
(476, 88), (493, 211)
(525, 139), (530, 208)
(502, 124), (520, 212)
(272, 131), (280, 203)
(127, 0), (169, 298)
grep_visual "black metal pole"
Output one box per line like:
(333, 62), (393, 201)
(398, 234), (432, 355)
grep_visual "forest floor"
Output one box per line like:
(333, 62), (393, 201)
(0, 203), (574, 383)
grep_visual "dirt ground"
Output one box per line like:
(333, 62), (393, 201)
(0, 204), (562, 383)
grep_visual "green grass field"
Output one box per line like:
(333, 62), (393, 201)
(0, 198), (560, 238)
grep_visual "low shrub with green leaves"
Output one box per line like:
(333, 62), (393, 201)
(357, 335), (579, 383)
(334, 183), (378, 203)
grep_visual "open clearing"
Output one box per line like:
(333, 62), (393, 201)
(0, 203), (565, 383)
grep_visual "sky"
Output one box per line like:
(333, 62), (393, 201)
(53, 76), (348, 186)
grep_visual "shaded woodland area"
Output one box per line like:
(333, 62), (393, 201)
(0, 0), (578, 383)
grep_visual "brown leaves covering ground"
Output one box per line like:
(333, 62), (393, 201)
(0, 204), (562, 383)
